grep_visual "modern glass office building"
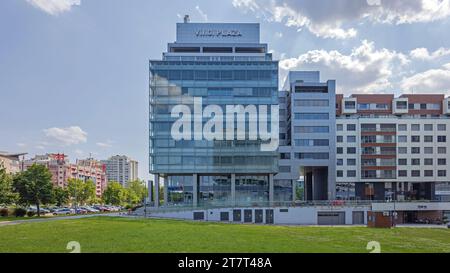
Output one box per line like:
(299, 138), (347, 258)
(149, 19), (278, 207)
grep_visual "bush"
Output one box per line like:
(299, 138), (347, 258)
(27, 211), (36, 217)
(14, 208), (27, 217)
(0, 208), (9, 217)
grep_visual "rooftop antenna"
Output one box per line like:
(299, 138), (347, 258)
(184, 14), (190, 23)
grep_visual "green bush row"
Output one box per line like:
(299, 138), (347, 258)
(0, 207), (33, 217)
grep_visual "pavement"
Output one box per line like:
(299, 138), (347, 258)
(0, 213), (122, 227)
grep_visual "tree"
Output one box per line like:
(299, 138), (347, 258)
(67, 178), (97, 207)
(127, 180), (147, 205)
(52, 187), (69, 207)
(12, 164), (53, 217)
(0, 166), (18, 206)
(102, 182), (126, 206)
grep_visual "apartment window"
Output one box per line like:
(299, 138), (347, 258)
(337, 159), (344, 166)
(337, 136), (343, 143)
(347, 136), (356, 143)
(411, 170), (421, 177)
(425, 147), (433, 154)
(424, 124), (433, 131)
(411, 159), (420, 165)
(345, 101), (356, 109)
(337, 124), (343, 131)
(398, 124), (407, 131)
(411, 147), (421, 154)
(398, 136), (407, 143)
(438, 136), (447, 143)
(424, 136), (433, 142)
(295, 113), (329, 120)
(438, 158), (447, 165)
(438, 147), (447, 154)
(361, 135), (376, 144)
(295, 153), (329, 160)
(424, 170), (433, 177)
(409, 103), (415, 110)
(295, 99), (329, 107)
(438, 124), (447, 131)
(347, 124), (356, 131)
(280, 153), (291, 160)
(398, 159), (407, 165)
(296, 126), (329, 133)
(347, 147), (357, 154)
(424, 158), (433, 165)
(295, 139), (329, 147)
(398, 170), (407, 177)
(411, 136), (420, 142)
(411, 124), (420, 131)
(279, 166), (291, 173)
(438, 170), (447, 177)
(337, 147), (343, 154)
(347, 159), (356, 166)
(337, 170), (343, 177)
(398, 147), (407, 154)
(396, 101), (407, 109)
(347, 170), (357, 177)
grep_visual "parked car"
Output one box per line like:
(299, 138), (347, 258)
(28, 207), (50, 214)
(53, 208), (75, 215)
(74, 208), (88, 214)
(81, 206), (100, 213)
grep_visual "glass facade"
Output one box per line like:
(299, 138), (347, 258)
(149, 61), (279, 175)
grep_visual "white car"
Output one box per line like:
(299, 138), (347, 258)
(53, 208), (75, 215)
(81, 206), (100, 213)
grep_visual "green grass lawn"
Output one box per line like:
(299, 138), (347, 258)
(0, 216), (449, 253)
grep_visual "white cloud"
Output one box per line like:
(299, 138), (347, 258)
(195, 5), (208, 22)
(43, 126), (87, 146)
(401, 63), (450, 94)
(26, 0), (80, 16)
(96, 140), (114, 148)
(279, 40), (409, 93)
(16, 143), (27, 148)
(410, 47), (450, 60)
(232, 0), (450, 39)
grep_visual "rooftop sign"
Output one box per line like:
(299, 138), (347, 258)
(195, 29), (242, 37)
(176, 23), (260, 44)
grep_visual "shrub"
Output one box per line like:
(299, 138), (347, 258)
(27, 211), (36, 217)
(0, 208), (9, 217)
(14, 208), (27, 217)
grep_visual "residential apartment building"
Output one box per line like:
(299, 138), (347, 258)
(335, 94), (450, 201)
(0, 151), (26, 174)
(23, 154), (108, 197)
(102, 155), (138, 187)
(149, 19), (279, 207)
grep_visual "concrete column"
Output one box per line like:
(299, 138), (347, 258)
(163, 176), (168, 206)
(193, 174), (198, 207)
(292, 180), (297, 202)
(147, 180), (153, 203)
(154, 174), (159, 208)
(231, 174), (236, 206)
(269, 174), (274, 205)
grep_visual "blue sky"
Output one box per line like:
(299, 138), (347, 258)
(1, 0), (450, 180)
